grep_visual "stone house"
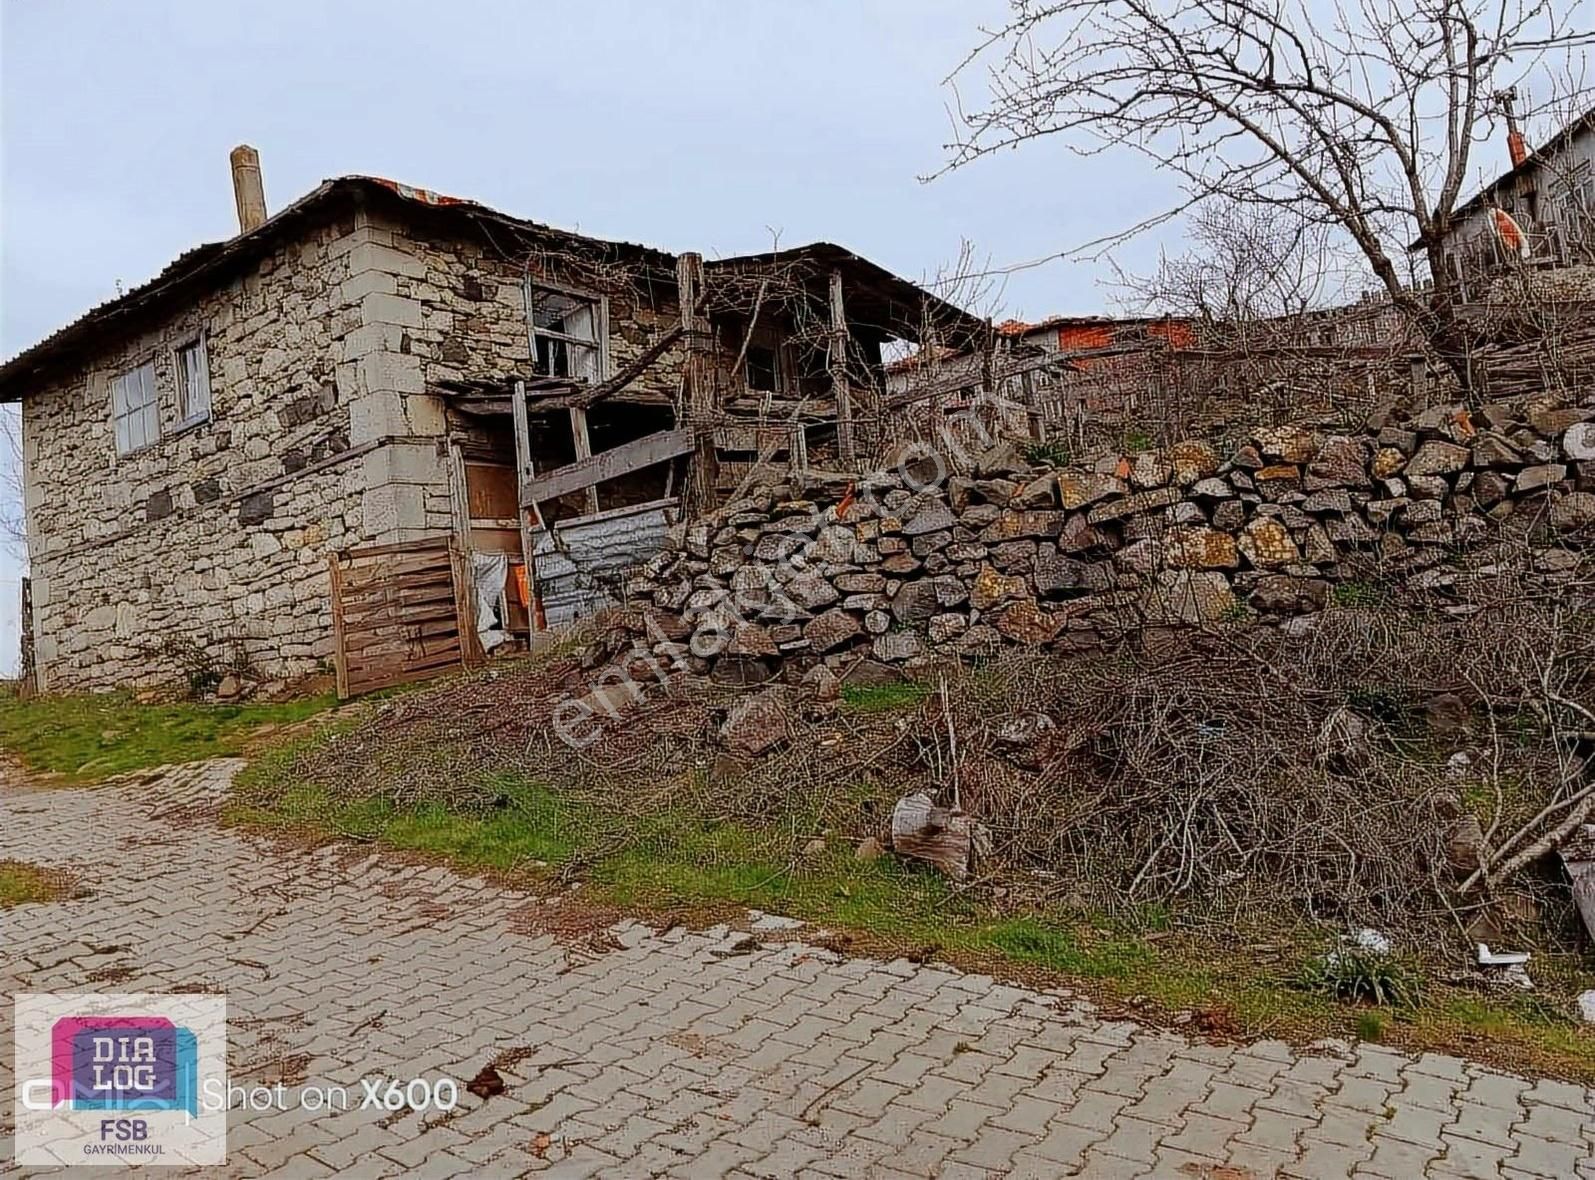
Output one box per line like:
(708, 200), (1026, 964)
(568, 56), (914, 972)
(2, 152), (980, 693)
(1433, 105), (1595, 296)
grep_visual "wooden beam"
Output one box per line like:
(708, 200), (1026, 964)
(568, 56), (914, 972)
(510, 379), (546, 633)
(521, 428), (694, 506)
(679, 252), (719, 516)
(1020, 367), (1045, 442)
(569, 324), (684, 408)
(328, 553), (349, 700)
(829, 268), (855, 467)
(569, 406), (600, 515)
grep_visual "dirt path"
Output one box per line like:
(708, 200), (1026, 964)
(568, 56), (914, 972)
(2, 761), (1591, 1178)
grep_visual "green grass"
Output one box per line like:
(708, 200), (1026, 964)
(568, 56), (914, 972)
(0, 690), (337, 783)
(839, 681), (933, 713)
(1331, 580), (1386, 608)
(1023, 440), (1073, 468)
(0, 860), (70, 907)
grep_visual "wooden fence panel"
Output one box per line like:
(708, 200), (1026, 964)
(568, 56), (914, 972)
(329, 534), (475, 698)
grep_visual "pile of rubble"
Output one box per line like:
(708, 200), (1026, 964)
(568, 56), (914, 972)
(620, 395), (1594, 684)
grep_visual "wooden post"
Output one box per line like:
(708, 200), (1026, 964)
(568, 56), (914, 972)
(510, 380), (546, 633)
(568, 406), (600, 515)
(1020, 368), (1045, 442)
(678, 252), (719, 515)
(829, 268), (855, 467)
(1408, 353), (1428, 403)
(327, 552), (349, 699)
(447, 535), (483, 667)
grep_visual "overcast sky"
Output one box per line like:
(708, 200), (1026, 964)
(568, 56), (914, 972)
(0, 0), (1572, 681)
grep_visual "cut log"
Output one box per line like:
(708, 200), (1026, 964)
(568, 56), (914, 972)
(890, 792), (975, 881)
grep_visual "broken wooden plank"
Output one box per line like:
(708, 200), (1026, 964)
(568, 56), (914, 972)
(520, 428), (693, 506)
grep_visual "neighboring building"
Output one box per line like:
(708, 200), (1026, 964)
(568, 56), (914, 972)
(886, 298), (1415, 451)
(2, 151), (980, 693)
(1434, 106), (1595, 296)
(884, 314), (1199, 439)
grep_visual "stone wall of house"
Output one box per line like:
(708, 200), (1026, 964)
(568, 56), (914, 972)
(614, 393), (1595, 685)
(387, 217), (687, 405)
(20, 206), (470, 691)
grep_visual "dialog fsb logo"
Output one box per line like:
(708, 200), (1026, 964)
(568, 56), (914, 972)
(14, 993), (229, 1167)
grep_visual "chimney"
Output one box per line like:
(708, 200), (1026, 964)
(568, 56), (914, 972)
(1495, 88), (1529, 168)
(229, 144), (267, 234)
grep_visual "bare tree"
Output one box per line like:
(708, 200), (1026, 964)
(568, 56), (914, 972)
(1120, 203), (1361, 324)
(944, 0), (1594, 390)
(0, 406), (25, 557)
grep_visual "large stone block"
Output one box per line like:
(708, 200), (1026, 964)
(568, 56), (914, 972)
(344, 240), (428, 280)
(359, 291), (424, 330)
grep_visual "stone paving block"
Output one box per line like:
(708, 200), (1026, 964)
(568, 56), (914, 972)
(1197, 1079), (1271, 1123)
(1436, 1129), (1514, 1180)
(1523, 1077), (1591, 1111)
(1504, 1132), (1587, 1178)
(1359, 1131), (1443, 1178)
(987, 1094), (1062, 1135)
(1260, 1080), (1335, 1120)
(1072, 1148), (1154, 1178)
(1400, 1070), (1469, 1113)
(1516, 1098), (1587, 1143)
(1160, 1110), (1246, 1159)
(1236, 1110), (1318, 1154)
(1084, 1114), (1171, 1165)
(1331, 1073), (1398, 1115)
(1283, 1137), (1375, 1179)
(1462, 1069), (1532, 1110)
(894, 1071), (974, 1115)
(1448, 1098), (1528, 1148)
(1056, 1087), (1135, 1132)
(949, 1125), (1047, 1171)
(967, 1068), (1038, 1109)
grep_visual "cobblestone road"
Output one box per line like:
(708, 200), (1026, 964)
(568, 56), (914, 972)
(3, 762), (1593, 1178)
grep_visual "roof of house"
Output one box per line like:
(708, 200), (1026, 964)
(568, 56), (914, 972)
(0, 175), (688, 402)
(996, 312), (1195, 338)
(705, 242), (989, 349)
(1448, 106), (1595, 225)
(0, 177), (984, 401)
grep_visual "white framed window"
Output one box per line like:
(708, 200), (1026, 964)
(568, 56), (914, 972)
(111, 361), (159, 455)
(527, 283), (604, 382)
(173, 335), (212, 425)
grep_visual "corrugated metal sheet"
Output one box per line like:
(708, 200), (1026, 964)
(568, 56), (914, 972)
(531, 499), (676, 627)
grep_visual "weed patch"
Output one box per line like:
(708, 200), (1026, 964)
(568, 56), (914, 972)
(839, 681), (932, 713)
(0, 860), (72, 907)
(1297, 948), (1424, 1008)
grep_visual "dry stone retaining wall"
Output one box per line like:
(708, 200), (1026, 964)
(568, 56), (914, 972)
(621, 395), (1595, 685)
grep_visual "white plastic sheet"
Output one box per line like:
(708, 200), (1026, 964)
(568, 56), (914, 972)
(470, 552), (510, 652)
